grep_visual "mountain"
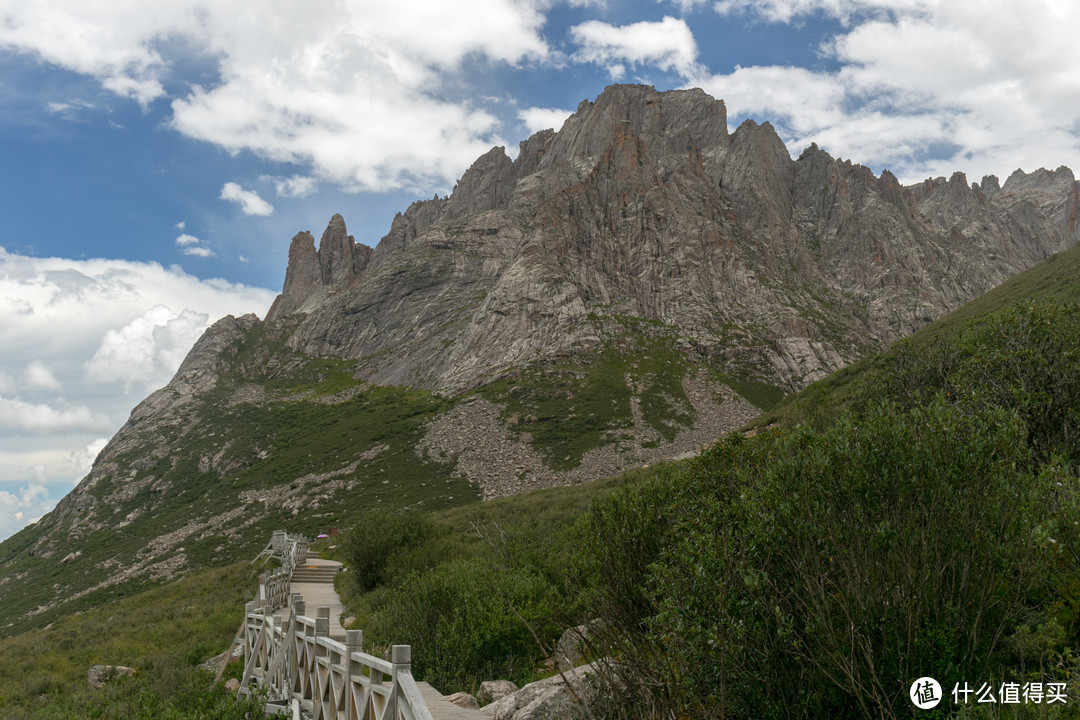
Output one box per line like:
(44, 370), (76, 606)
(1, 83), (1077, 634)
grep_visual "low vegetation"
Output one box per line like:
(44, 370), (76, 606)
(0, 563), (261, 719)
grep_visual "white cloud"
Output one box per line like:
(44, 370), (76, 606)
(0, 481), (53, 541)
(175, 232), (215, 257)
(220, 182), (274, 216)
(45, 98), (100, 121)
(712, 0), (933, 24)
(22, 361), (62, 393)
(0, 1), (168, 107)
(665, 0), (710, 11)
(270, 175), (318, 198)
(176, 221), (186, 230)
(0, 396), (111, 434)
(518, 106), (574, 135)
(571, 16), (702, 79)
(694, 0), (1080, 183)
(0, 246), (276, 539)
(0, 1), (552, 192)
(85, 306), (212, 392)
(71, 438), (108, 482)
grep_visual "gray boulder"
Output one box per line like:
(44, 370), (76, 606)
(87, 664), (135, 689)
(483, 661), (607, 720)
(478, 679), (519, 705)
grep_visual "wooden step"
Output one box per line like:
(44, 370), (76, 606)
(291, 567), (341, 583)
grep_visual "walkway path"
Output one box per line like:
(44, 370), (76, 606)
(266, 549), (487, 719)
(273, 554), (348, 640)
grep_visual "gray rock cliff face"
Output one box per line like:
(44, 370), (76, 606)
(265, 84), (1078, 392)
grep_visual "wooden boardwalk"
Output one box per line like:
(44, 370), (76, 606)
(258, 549), (486, 720)
(273, 556), (348, 640)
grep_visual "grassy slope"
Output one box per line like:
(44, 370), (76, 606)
(0, 338), (479, 636)
(329, 239), (1080, 702)
(0, 562), (257, 719)
(0, 306), (787, 636)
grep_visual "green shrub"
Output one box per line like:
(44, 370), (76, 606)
(339, 511), (439, 594)
(364, 557), (560, 693)
(588, 398), (1070, 719)
(854, 300), (1080, 465)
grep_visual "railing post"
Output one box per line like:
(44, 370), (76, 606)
(344, 630), (362, 719)
(241, 601), (254, 667)
(302, 609), (315, 710)
(315, 607), (330, 654)
(389, 645), (411, 719)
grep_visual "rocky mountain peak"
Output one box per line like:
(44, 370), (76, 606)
(258, 84), (1080, 393)
(541, 84), (729, 171)
(7, 85), (1080, 630)
(266, 215), (372, 321)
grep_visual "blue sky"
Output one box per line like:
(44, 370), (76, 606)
(1, 0), (1079, 541)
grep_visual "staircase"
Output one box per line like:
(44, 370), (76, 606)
(290, 553), (341, 584)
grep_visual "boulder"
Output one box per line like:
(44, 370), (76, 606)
(87, 664), (136, 689)
(554, 622), (597, 671)
(447, 692), (480, 709)
(483, 661), (607, 720)
(478, 679), (519, 705)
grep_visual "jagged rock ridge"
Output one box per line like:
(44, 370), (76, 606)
(266, 84), (1080, 392)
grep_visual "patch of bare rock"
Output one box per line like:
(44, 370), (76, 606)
(417, 371), (758, 499)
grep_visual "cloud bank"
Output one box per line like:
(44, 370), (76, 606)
(0, 246), (275, 539)
(2, 0), (1078, 188)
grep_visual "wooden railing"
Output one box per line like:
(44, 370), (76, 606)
(254, 530), (309, 612)
(240, 595), (433, 720)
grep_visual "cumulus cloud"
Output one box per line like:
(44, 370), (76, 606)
(518, 107), (574, 135)
(0, 396), (111, 434)
(0, 0), (552, 192)
(571, 16), (702, 80)
(269, 175), (318, 198)
(0, 481), (53, 541)
(71, 438), (109, 482)
(0, 246), (276, 540)
(85, 306), (212, 392)
(174, 232), (215, 257)
(220, 182), (274, 216)
(695, 0), (1080, 182)
(22, 361), (62, 393)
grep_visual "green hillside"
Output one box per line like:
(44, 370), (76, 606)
(0, 562), (262, 719)
(327, 242), (1080, 718)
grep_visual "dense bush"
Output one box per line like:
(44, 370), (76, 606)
(363, 556), (561, 692)
(587, 398), (1076, 719)
(339, 510), (438, 595)
(855, 300), (1080, 465)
